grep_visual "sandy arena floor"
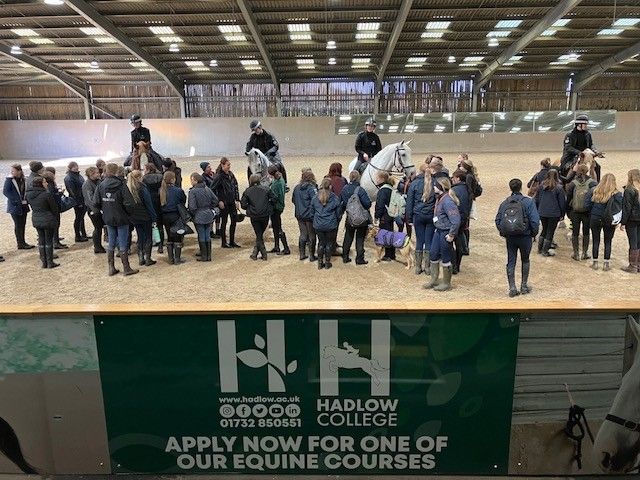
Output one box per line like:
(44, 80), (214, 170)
(0, 151), (638, 306)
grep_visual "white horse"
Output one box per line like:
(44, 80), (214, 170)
(246, 148), (287, 187)
(593, 316), (640, 473)
(348, 141), (415, 201)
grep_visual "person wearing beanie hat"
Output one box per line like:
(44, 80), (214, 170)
(26, 161), (44, 191)
(560, 113), (604, 180)
(200, 162), (214, 189)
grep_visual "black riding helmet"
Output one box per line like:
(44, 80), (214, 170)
(130, 114), (142, 125)
(249, 119), (262, 131)
(365, 117), (377, 127)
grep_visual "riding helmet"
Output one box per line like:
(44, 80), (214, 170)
(365, 117), (377, 127)
(130, 114), (142, 125)
(574, 114), (589, 125)
(249, 119), (262, 131)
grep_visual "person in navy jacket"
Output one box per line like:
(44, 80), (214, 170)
(534, 169), (565, 257)
(3, 163), (34, 252)
(340, 170), (372, 265)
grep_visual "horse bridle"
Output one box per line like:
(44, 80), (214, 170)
(605, 414), (640, 433)
(367, 145), (415, 188)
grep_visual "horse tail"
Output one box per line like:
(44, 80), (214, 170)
(0, 416), (38, 474)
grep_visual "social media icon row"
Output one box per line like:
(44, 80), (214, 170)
(219, 403), (300, 419)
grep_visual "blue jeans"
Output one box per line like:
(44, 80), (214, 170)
(107, 225), (130, 252)
(414, 215), (435, 252)
(429, 229), (453, 265)
(196, 223), (212, 242)
(506, 236), (532, 272)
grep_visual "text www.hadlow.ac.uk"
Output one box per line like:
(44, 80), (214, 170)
(219, 396), (300, 404)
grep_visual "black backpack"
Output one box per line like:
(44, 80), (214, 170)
(604, 194), (623, 225)
(499, 197), (527, 236)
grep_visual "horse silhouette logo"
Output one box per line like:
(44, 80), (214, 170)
(322, 342), (388, 386)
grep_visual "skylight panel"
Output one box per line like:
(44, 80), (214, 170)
(541, 29), (557, 36)
(357, 22), (380, 30)
(613, 18), (640, 26)
(598, 28), (624, 35)
(210, 60), (218, 67)
(486, 30), (511, 37)
(407, 56), (427, 63)
(421, 32), (444, 38)
(94, 37), (117, 44)
(426, 21), (450, 29)
(218, 25), (242, 33)
(495, 20), (522, 29)
(159, 36), (183, 43)
(29, 38), (54, 44)
(190, 67), (209, 72)
(326, 40), (336, 49)
(328, 57), (336, 65)
(74, 62), (92, 68)
(290, 33), (312, 41)
(149, 26), (175, 35)
(185, 61), (204, 67)
(12, 29), (38, 37)
(241, 59), (261, 70)
(287, 24), (311, 32)
(552, 19), (570, 27)
(80, 27), (103, 35)
(463, 56), (484, 63)
(224, 34), (247, 41)
(356, 33), (378, 39)
(129, 62), (148, 68)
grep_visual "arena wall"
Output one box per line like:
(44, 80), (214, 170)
(1, 112), (640, 160)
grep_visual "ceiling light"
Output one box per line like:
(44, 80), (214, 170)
(495, 20), (522, 28)
(94, 37), (117, 43)
(185, 60), (204, 67)
(356, 33), (378, 39)
(130, 62), (148, 68)
(74, 62), (92, 68)
(298, 65), (315, 70)
(541, 29), (557, 36)
(352, 57), (371, 63)
(328, 57), (336, 65)
(241, 59), (260, 70)
(210, 60), (218, 67)
(224, 34), (247, 41)
(326, 40), (336, 49)
(459, 63), (479, 67)
(218, 25), (242, 33)
(90, 60), (99, 69)
(290, 33), (311, 40)
(463, 56), (484, 63)
(598, 28), (624, 35)
(486, 30), (511, 37)
(12, 29), (38, 37)
(138, 68), (154, 72)
(448, 55), (456, 63)
(190, 67), (209, 72)
(613, 18), (640, 26)
(10, 45), (22, 54)
(357, 22), (380, 30)
(287, 24), (310, 32)
(408, 56), (427, 63)
(29, 38), (54, 44)
(80, 27), (103, 35)
(149, 26), (175, 35)
(44, 0), (65, 4)
(488, 38), (499, 47)
(338, 128), (349, 135)
(169, 43), (180, 52)
(86, 68), (103, 73)
(421, 32), (444, 38)
(558, 53), (580, 61)
(159, 36), (183, 43)
(552, 19), (570, 27)
(426, 21), (450, 29)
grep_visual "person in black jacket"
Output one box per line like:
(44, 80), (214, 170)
(292, 169), (318, 262)
(621, 169), (640, 273)
(451, 170), (471, 274)
(560, 114), (603, 180)
(25, 176), (60, 269)
(82, 166), (106, 254)
(127, 170), (158, 267)
(188, 172), (219, 262)
(164, 158), (183, 190)
(374, 171), (396, 261)
(64, 161), (88, 243)
(160, 170), (188, 265)
(354, 118), (382, 174)
(93, 163), (138, 276)
(143, 163), (165, 253)
(211, 157), (241, 248)
(124, 115), (165, 170)
(565, 163), (598, 261)
(43, 168), (68, 250)
(245, 119), (288, 187)
(534, 169), (566, 257)
(3, 164), (34, 250)
(25, 161), (44, 191)
(241, 174), (276, 261)
(340, 170), (372, 265)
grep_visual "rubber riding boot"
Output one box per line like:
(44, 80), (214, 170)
(434, 265), (453, 291)
(167, 242), (175, 265)
(414, 250), (424, 275)
(206, 241), (212, 262)
(18, 243), (35, 250)
(507, 267), (519, 297)
(542, 240), (555, 257)
(581, 235), (591, 260)
(250, 245), (259, 261)
(221, 232), (231, 248)
(309, 243), (317, 263)
(423, 262), (440, 289)
(590, 260), (599, 270)
(325, 248), (332, 269)
(229, 225), (241, 248)
(144, 242), (157, 266)
(197, 241), (207, 262)
(621, 249), (637, 273)
(520, 261), (532, 294)
(537, 237), (544, 254)
(299, 241), (308, 261)
(108, 250), (119, 275)
(422, 250), (430, 274)
(137, 246), (145, 266)
(75, 235), (89, 243)
(603, 260), (611, 272)
(39, 245), (47, 268)
(121, 252), (139, 276)
(270, 233), (280, 253)
(278, 232), (291, 255)
(45, 244), (60, 269)
(258, 242), (268, 261)
(174, 243), (186, 264)
(571, 236), (580, 261)
(317, 255), (325, 270)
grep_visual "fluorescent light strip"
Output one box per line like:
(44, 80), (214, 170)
(12, 29), (38, 37)
(218, 25), (242, 33)
(426, 21), (450, 29)
(421, 32), (444, 38)
(80, 27), (102, 35)
(149, 26), (175, 35)
(356, 33), (377, 39)
(159, 36), (183, 43)
(357, 22), (380, 30)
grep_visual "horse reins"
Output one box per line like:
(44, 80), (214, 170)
(605, 414), (640, 432)
(366, 146), (415, 190)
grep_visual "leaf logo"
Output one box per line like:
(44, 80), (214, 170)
(236, 334), (297, 390)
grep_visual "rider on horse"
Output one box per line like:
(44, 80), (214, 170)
(354, 118), (382, 174)
(125, 114), (164, 171)
(560, 114), (604, 181)
(245, 119), (288, 190)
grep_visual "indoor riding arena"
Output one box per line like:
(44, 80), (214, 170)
(1, 1), (640, 479)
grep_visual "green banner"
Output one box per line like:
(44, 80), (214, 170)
(95, 313), (519, 475)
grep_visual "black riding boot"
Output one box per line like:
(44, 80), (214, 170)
(270, 231), (280, 253)
(38, 245), (47, 268)
(108, 250), (119, 276)
(167, 242), (175, 265)
(45, 244), (59, 268)
(137, 244), (145, 266)
(174, 243), (185, 264)
(144, 242), (157, 266)
(277, 232), (290, 255)
(197, 241), (207, 262)
(507, 267), (519, 297)
(299, 241), (308, 260)
(521, 261), (532, 294)
(121, 252), (139, 276)
(206, 241), (212, 261)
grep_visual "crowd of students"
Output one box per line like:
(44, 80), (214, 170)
(2, 149), (639, 297)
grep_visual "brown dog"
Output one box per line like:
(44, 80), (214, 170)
(368, 225), (415, 270)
